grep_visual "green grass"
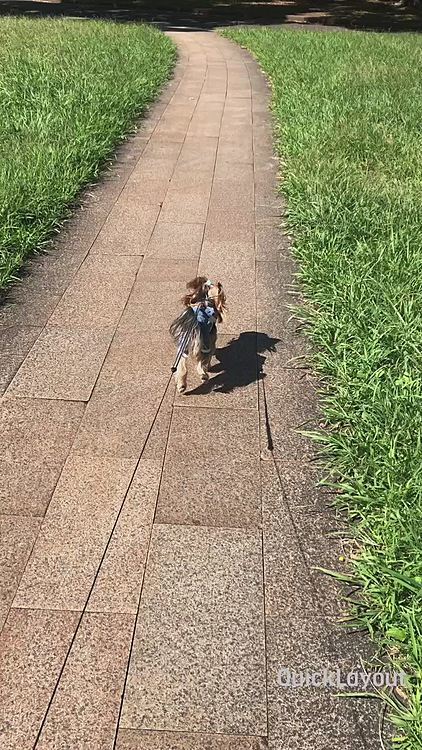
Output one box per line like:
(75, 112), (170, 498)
(0, 16), (176, 289)
(222, 27), (422, 748)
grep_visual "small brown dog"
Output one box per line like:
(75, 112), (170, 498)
(170, 276), (226, 394)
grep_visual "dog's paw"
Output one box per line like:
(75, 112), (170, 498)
(177, 384), (187, 394)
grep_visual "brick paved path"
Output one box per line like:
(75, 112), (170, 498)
(0, 31), (376, 750)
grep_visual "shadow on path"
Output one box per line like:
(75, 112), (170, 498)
(186, 331), (281, 396)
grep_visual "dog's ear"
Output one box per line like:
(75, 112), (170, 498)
(215, 282), (227, 319)
(183, 276), (206, 306)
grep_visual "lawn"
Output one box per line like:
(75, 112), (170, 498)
(0, 16), (175, 289)
(222, 27), (422, 748)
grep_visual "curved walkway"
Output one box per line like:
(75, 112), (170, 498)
(0, 32), (376, 750)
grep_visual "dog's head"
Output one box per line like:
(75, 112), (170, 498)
(183, 276), (226, 321)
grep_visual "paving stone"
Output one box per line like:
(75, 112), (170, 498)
(3, 248), (82, 299)
(266, 456), (358, 625)
(207, 195), (255, 229)
(164, 102), (197, 119)
(73, 389), (158, 459)
(118, 263), (197, 332)
(255, 224), (285, 262)
(200, 245), (256, 279)
(6, 326), (114, 401)
(176, 84), (203, 99)
(87, 327), (174, 388)
(176, 136), (218, 174)
(202, 82), (227, 95)
(157, 454), (261, 529)
(255, 202), (281, 223)
(220, 125), (254, 149)
(87, 459), (162, 614)
(119, 176), (171, 206)
(146, 221), (203, 260)
(210, 194), (255, 223)
(213, 297), (258, 336)
(253, 133), (276, 171)
(201, 237), (255, 262)
(271, 458), (328, 514)
(169, 169), (214, 192)
(0, 325), (42, 355)
(292, 508), (352, 623)
(260, 460), (379, 749)
(119, 297), (179, 334)
(0, 354), (23, 396)
(188, 107), (224, 138)
(57, 202), (107, 248)
(90, 204), (160, 255)
(212, 161), (254, 200)
(72, 331), (173, 458)
(254, 150), (279, 192)
(0, 327), (38, 392)
(148, 99), (171, 118)
(220, 118), (253, 140)
(120, 524), (266, 734)
(116, 729), (268, 750)
(0, 516), (41, 632)
(0, 397), (84, 516)
(111, 134), (149, 166)
(0, 608), (79, 750)
(198, 92), (226, 104)
(258, 361), (319, 461)
(222, 96), (253, 117)
(137, 258), (198, 283)
(47, 255), (140, 328)
(85, 170), (131, 208)
(267, 692), (374, 750)
(204, 209), (255, 245)
(198, 251), (256, 334)
(14, 454), (137, 611)
(250, 77), (270, 98)
(217, 137), (254, 164)
(256, 260), (300, 338)
(0, 286), (62, 327)
(141, 139), (183, 163)
(153, 115), (192, 142)
(141, 383), (174, 462)
(261, 460), (327, 635)
(256, 260), (310, 372)
(156, 406), (260, 528)
(36, 612), (133, 750)
(130, 155), (179, 182)
(0, 604), (8, 637)
(159, 185), (211, 224)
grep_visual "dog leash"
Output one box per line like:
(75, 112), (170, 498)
(170, 311), (198, 373)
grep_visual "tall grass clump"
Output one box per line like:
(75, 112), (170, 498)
(0, 16), (176, 288)
(223, 27), (422, 748)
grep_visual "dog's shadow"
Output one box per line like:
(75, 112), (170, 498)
(186, 331), (281, 396)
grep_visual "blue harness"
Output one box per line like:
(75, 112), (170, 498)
(192, 301), (216, 329)
(191, 300), (216, 353)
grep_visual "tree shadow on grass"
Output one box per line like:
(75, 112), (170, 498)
(0, 0), (420, 32)
(185, 330), (281, 396)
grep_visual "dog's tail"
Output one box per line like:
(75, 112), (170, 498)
(169, 308), (201, 356)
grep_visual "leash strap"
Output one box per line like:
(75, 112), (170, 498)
(171, 314), (197, 373)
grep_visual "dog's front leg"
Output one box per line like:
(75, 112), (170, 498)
(197, 354), (210, 382)
(175, 356), (188, 393)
